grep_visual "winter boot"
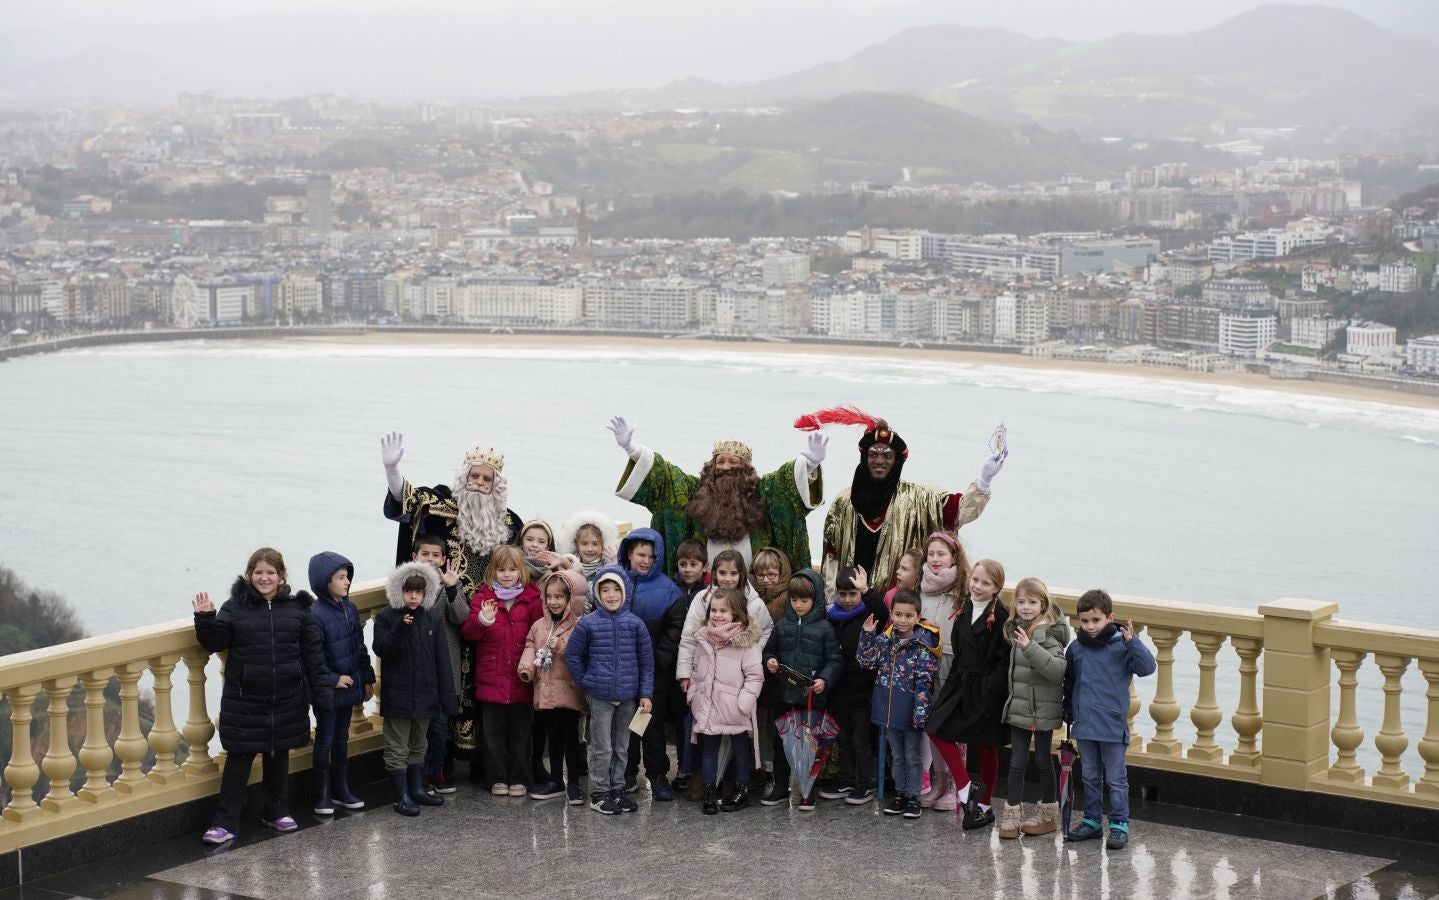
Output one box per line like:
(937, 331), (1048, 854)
(407, 765), (444, 807)
(313, 766), (334, 816)
(702, 784), (719, 815)
(389, 769), (419, 817)
(1022, 801), (1059, 836)
(933, 778), (958, 812)
(997, 800), (1024, 839)
(331, 762), (364, 810)
(687, 777), (704, 802)
(920, 771), (950, 809)
(721, 785), (750, 812)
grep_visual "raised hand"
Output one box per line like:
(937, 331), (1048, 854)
(440, 558), (461, 588)
(192, 592), (214, 613)
(479, 598), (498, 623)
(977, 446), (1008, 493)
(381, 431), (405, 468)
(862, 614), (877, 633)
(801, 432), (828, 468)
(852, 565), (869, 595)
(607, 416), (638, 457)
(402, 613), (414, 625)
(1014, 626), (1031, 648)
(1119, 619), (1135, 642)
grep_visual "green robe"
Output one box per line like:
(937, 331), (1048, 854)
(616, 447), (823, 574)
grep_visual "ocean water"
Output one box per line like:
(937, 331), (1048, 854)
(1, 338), (1434, 771)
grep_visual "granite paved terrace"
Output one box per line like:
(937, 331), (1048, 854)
(2, 777), (1436, 900)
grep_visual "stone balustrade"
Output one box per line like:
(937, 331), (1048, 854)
(4, 581), (1438, 854)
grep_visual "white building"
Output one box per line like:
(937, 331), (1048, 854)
(1346, 321), (1398, 357)
(195, 282), (252, 324)
(993, 294), (1048, 344)
(458, 278), (583, 325)
(1379, 262), (1419, 294)
(277, 274), (323, 318)
(1405, 334), (1439, 374)
(1060, 238), (1161, 274)
(424, 277), (458, 319)
(1202, 279), (1273, 308)
(583, 279), (704, 331)
(1207, 227), (1329, 261)
(1290, 316), (1346, 350)
(873, 231), (921, 261)
(929, 295), (974, 342)
(1218, 311), (1277, 358)
(761, 253), (810, 286)
(947, 241), (1061, 279)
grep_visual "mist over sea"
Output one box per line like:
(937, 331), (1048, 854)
(3, 338), (1434, 766)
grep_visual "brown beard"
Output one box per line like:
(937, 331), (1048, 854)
(685, 461), (766, 542)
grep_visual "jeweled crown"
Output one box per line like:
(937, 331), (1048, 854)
(712, 440), (753, 462)
(464, 447), (505, 472)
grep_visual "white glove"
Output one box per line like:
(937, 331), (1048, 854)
(977, 447), (1008, 494)
(608, 416), (638, 458)
(381, 431), (405, 498)
(800, 433), (827, 469)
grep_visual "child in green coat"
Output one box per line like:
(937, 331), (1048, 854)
(998, 577), (1070, 839)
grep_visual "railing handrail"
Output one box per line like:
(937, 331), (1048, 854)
(1314, 618), (1439, 660)
(1034, 586), (1267, 639)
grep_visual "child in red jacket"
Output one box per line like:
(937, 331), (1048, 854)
(461, 545), (541, 797)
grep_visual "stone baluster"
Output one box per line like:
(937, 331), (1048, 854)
(1229, 637), (1263, 767)
(180, 650), (216, 776)
(350, 607), (376, 739)
(1188, 632), (1227, 761)
(1418, 658), (1439, 797)
(1146, 626), (1184, 756)
(40, 676), (78, 812)
(76, 670), (115, 803)
(2, 683), (42, 822)
(112, 661), (150, 794)
(147, 655), (183, 784)
(1126, 623), (1146, 753)
(1371, 654), (1411, 790)
(1326, 650), (1366, 783)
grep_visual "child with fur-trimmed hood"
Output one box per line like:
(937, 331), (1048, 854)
(374, 562), (458, 816)
(518, 569), (589, 803)
(551, 509), (620, 586)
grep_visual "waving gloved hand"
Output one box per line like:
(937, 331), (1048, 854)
(977, 446), (1008, 494)
(381, 431), (405, 498)
(608, 416), (638, 458)
(800, 432), (828, 469)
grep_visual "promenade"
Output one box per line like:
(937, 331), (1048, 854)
(2, 775), (1434, 900)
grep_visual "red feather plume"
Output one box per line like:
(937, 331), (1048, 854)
(793, 405), (882, 432)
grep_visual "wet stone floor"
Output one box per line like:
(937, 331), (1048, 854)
(4, 776), (1436, 900)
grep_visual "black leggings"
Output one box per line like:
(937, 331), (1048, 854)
(1006, 725), (1056, 805)
(535, 707), (584, 786)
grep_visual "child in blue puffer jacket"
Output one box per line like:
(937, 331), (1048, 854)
(857, 589), (940, 820)
(301, 551), (375, 817)
(566, 566), (655, 816)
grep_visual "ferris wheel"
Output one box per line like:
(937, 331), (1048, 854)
(171, 274), (198, 327)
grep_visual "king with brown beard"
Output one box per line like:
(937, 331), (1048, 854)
(609, 416), (826, 575)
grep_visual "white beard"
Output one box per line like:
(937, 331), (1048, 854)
(454, 473), (510, 556)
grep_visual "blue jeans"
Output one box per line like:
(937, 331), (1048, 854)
(1078, 739), (1130, 824)
(885, 727), (924, 796)
(586, 695), (636, 794)
(699, 733), (752, 787)
(313, 704), (352, 770)
(424, 714), (449, 777)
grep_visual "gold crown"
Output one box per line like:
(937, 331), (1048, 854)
(712, 440), (752, 462)
(464, 446), (505, 472)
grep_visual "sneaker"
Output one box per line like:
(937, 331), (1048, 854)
(1106, 822), (1130, 850)
(1066, 816), (1104, 842)
(760, 785), (792, 807)
(903, 795), (922, 819)
(429, 771), (458, 795)
(845, 787), (876, 806)
(591, 790), (620, 815)
(796, 794), (817, 811)
(672, 773), (690, 792)
(883, 795), (907, 816)
(490, 783), (508, 796)
(567, 783), (585, 806)
(201, 827), (235, 845)
(261, 816), (298, 833)
(529, 781), (566, 801)
(617, 793), (639, 813)
(818, 784), (853, 801)
(621, 777), (640, 794)
(507, 783), (527, 797)
(650, 776), (674, 802)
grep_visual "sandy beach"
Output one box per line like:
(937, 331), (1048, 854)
(280, 331), (1439, 412)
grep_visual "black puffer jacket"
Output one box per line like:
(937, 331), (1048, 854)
(372, 562), (459, 720)
(764, 569), (843, 709)
(195, 577), (334, 754)
(827, 587), (890, 709)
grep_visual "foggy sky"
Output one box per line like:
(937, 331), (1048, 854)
(3, 0), (1437, 102)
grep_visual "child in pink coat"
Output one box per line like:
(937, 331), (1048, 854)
(687, 586), (764, 816)
(519, 568), (589, 805)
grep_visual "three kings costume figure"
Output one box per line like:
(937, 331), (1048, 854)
(607, 416), (827, 574)
(379, 432), (521, 753)
(797, 407), (1008, 590)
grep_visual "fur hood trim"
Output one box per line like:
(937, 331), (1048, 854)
(556, 509), (620, 556)
(385, 561), (441, 610)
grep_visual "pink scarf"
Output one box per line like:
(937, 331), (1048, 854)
(921, 565), (958, 596)
(703, 620), (744, 647)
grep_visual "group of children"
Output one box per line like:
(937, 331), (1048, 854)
(192, 512), (1155, 853)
